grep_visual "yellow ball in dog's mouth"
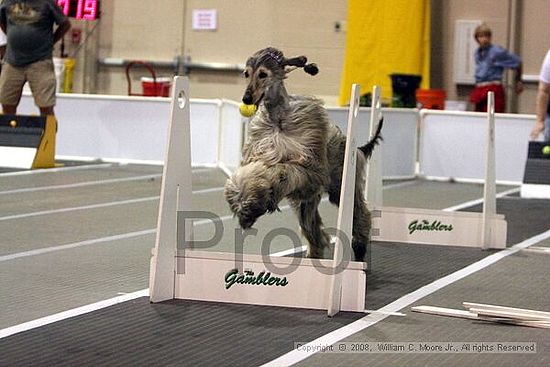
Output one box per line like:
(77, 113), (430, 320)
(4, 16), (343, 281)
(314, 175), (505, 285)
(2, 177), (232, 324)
(239, 103), (257, 117)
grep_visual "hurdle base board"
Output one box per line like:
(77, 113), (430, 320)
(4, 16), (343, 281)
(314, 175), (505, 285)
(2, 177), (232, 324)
(372, 206), (507, 249)
(0, 146), (37, 168)
(520, 184), (550, 199)
(0, 115), (56, 169)
(173, 250), (366, 312)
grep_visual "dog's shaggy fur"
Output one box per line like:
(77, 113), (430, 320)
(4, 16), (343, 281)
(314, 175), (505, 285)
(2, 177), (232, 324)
(224, 47), (383, 261)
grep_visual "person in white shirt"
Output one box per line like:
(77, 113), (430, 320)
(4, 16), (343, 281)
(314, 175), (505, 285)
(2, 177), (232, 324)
(530, 49), (550, 142)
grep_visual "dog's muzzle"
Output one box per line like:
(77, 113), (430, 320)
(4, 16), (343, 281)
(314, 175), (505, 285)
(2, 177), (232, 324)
(242, 90), (264, 107)
(235, 205), (267, 230)
(238, 214), (257, 230)
(242, 90), (254, 105)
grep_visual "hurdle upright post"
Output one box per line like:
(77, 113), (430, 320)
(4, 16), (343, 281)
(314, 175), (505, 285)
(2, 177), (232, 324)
(481, 91), (497, 250)
(328, 84), (361, 317)
(363, 86), (382, 270)
(364, 86), (383, 208)
(150, 76), (194, 302)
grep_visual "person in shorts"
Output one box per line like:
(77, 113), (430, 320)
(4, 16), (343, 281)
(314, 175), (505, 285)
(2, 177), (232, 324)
(0, 0), (71, 116)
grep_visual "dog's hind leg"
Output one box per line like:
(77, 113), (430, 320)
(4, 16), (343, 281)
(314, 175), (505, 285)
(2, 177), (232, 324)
(292, 195), (331, 259)
(352, 195), (371, 263)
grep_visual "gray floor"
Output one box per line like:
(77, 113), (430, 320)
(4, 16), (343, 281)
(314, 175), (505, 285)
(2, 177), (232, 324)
(0, 163), (548, 366)
(299, 250), (550, 367)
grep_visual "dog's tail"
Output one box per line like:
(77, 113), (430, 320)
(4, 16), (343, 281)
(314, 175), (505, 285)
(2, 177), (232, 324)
(358, 117), (383, 159)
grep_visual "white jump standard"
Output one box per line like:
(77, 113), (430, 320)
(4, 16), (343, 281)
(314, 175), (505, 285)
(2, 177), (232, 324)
(370, 91), (507, 249)
(149, 77), (369, 315)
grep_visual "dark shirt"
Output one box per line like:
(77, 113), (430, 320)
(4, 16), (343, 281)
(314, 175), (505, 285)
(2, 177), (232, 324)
(0, 0), (67, 66)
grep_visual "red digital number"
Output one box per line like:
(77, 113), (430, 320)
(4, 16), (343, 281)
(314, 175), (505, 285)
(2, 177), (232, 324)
(57, 0), (98, 20)
(57, 0), (70, 16)
(76, 0), (97, 20)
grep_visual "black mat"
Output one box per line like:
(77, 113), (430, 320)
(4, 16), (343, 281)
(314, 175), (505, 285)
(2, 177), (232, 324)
(0, 298), (361, 367)
(0, 243), (497, 367)
(464, 197), (550, 245)
(524, 159), (550, 184)
(0, 197), (548, 366)
(367, 242), (490, 310)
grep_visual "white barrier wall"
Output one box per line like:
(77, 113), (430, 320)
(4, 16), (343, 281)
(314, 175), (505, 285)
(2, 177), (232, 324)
(16, 93), (536, 183)
(218, 100), (244, 174)
(189, 101), (220, 165)
(17, 93), (221, 166)
(327, 107), (418, 179)
(419, 110), (534, 183)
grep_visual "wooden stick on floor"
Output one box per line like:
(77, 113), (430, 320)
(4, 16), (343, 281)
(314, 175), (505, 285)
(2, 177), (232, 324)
(412, 305), (550, 329)
(463, 302), (550, 320)
(521, 246), (550, 254)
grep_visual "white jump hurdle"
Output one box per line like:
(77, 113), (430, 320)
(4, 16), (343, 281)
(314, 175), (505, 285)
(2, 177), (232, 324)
(149, 77), (367, 315)
(370, 91), (507, 249)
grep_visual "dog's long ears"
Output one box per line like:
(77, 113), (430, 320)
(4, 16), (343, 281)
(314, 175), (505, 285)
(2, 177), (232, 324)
(303, 63), (319, 75)
(284, 56), (319, 76)
(284, 56), (307, 67)
(358, 117), (383, 159)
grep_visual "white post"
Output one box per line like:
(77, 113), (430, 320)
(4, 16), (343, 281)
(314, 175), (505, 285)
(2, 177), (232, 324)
(364, 86), (383, 209)
(150, 77), (194, 302)
(328, 84), (361, 317)
(481, 91), (497, 250)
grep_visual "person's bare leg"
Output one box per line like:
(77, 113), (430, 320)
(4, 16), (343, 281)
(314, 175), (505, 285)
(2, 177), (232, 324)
(2, 105), (17, 114)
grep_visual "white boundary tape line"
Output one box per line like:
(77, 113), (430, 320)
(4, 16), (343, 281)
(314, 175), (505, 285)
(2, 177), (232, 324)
(0, 196), (160, 222)
(0, 174), (162, 195)
(0, 187), (225, 222)
(380, 180), (419, 190)
(0, 289), (150, 339)
(443, 187), (519, 212)
(0, 166), (221, 195)
(270, 245), (308, 257)
(261, 228), (550, 367)
(0, 229), (157, 263)
(0, 163), (118, 177)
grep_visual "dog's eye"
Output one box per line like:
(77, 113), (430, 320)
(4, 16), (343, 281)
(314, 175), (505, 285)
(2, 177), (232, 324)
(244, 71), (250, 78)
(258, 71), (268, 79)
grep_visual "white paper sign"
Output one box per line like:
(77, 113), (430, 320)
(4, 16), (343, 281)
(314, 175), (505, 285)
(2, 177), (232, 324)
(192, 9), (217, 30)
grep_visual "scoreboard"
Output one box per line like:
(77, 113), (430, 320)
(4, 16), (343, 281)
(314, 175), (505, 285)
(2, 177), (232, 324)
(57, 0), (100, 20)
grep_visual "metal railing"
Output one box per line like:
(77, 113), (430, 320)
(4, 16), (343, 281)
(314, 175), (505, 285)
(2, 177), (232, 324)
(98, 56), (245, 75)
